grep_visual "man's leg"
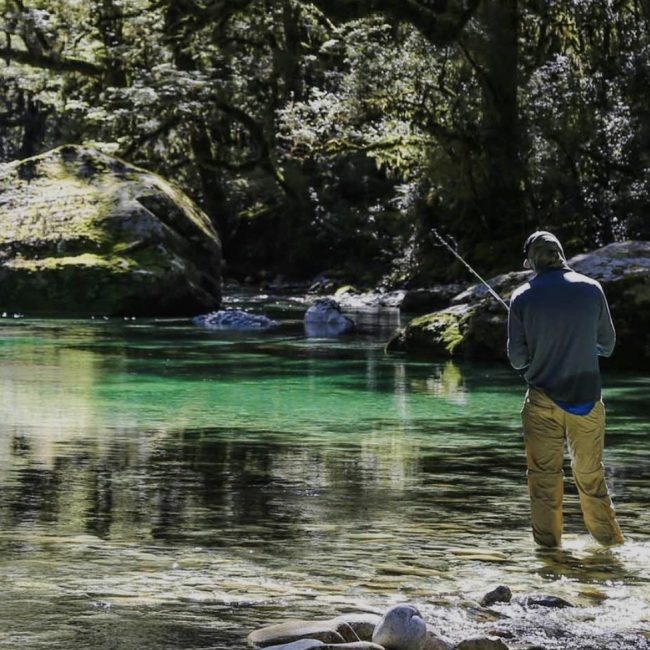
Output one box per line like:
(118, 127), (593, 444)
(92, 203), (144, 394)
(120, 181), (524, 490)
(522, 388), (566, 547)
(566, 402), (624, 546)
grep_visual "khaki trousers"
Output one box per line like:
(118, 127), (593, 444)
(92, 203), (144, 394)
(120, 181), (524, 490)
(521, 387), (624, 547)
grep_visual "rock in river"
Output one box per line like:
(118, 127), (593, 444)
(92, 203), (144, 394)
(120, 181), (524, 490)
(248, 614), (382, 648)
(193, 309), (278, 330)
(480, 586), (512, 608)
(304, 298), (355, 337)
(0, 145), (221, 316)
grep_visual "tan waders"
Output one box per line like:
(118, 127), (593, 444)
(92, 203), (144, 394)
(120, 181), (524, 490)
(521, 387), (624, 547)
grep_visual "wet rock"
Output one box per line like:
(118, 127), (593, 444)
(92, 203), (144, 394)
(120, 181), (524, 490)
(517, 594), (574, 609)
(372, 604), (427, 650)
(321, 641), (385, 650)
(424, 629), (453, 650)
(454, 637), (509, 650)
(0, 144), (221, 316)
(480, 586), (512, 608)
(385, 304), (474, 357)
(247, 621), (345, 647)
(304, 298), (355, 337)
(263, 641), (325, 650)
(333, 614), (382, 642)
(193, 309), (278, 330)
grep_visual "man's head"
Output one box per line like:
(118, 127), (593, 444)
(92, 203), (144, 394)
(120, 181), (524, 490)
(523, 231), (568, 272)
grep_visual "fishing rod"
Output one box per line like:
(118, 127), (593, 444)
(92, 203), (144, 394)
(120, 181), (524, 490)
(430, 227), (510, 313)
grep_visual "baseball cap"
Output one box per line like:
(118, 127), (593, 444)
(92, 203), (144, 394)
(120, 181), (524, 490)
(523, 231), (567, 270)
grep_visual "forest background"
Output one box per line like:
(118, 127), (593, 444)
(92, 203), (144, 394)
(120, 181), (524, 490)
(1, 0), (649, 288)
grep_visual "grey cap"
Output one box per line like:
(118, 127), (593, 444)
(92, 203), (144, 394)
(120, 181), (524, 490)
(523, 231), (568, 271)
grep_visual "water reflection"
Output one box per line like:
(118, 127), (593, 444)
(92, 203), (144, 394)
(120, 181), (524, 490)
(0, 318), (649, 649)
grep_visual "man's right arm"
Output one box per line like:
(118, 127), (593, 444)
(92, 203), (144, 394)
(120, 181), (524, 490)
(507, 299), (529, 370)
(597, 286), (616, 357)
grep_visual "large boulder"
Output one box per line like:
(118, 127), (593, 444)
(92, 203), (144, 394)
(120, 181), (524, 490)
(0, 145), (221, 316)
(387, 241), (650, 368)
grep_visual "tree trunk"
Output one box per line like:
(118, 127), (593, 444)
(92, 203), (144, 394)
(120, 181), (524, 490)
(18, 95), (48, 159)
(474, 0), (526, 242)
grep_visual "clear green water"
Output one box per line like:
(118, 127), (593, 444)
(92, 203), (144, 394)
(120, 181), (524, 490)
(0, 304), (649, 649)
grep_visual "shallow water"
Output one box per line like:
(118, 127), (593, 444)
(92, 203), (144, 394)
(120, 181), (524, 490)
(0, 300), (649, 649)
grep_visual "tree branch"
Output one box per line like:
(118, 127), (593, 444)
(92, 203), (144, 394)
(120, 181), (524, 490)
(309, 0), (480, 45)
(0, 46), (102, 76)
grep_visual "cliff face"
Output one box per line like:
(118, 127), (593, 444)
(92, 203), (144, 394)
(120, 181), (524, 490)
(0, 145), (222, 316)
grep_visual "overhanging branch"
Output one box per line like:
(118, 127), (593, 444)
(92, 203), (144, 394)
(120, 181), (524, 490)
(0, 46), (102, 76)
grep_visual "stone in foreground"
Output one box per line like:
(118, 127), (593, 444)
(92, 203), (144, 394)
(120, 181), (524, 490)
(372, 604), (427, 650)
(0, 145), (221, 316)
(263, 641), (325, 650)
(247, 621), (345, 647)
(249, 614), (382, 648)
(332, 614), (382, 642)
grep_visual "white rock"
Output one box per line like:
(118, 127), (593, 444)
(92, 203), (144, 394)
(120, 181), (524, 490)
(372, 604), (427, 650)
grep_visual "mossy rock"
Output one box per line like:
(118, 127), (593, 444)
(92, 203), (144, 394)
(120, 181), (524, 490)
(386, 305), (473, 358)
(386, 303), (507, 361)
(387, 241), (650, 368)
(0, 144), (221, 316)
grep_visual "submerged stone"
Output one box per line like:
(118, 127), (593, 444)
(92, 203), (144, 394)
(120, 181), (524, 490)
(372, 604), (427, 650)
(454, 637), (509, 650)
(192, 309), (278, 330)
(0, 145), (221, 316)
(517, 594), (574, 609)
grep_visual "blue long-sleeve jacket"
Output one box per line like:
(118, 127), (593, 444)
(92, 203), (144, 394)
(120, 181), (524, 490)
(507, 269), (615, 403)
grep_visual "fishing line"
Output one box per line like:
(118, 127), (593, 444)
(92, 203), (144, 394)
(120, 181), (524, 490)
(429, 227), (510, 313)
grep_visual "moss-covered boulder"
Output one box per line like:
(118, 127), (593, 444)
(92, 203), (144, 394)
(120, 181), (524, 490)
(387, 241), (650, 368)
(0, 145), (221, 316)
(572, 241), (650, 368)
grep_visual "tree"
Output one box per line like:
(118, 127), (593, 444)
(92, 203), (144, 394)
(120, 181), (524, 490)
(1, 0), (648, 285)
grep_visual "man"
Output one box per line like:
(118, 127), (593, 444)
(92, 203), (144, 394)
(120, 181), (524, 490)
(507, 231), (624, 547)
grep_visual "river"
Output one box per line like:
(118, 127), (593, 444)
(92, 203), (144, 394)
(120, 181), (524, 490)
(0, 297), (648, 649)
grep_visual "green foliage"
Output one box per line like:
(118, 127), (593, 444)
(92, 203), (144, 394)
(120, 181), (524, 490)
(1, 0), (648, 285)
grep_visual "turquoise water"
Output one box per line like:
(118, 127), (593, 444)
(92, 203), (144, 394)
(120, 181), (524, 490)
(0, 303), (649, 649)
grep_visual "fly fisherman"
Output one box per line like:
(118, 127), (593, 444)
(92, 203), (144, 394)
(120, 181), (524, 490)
(507, 231), (624, 548)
